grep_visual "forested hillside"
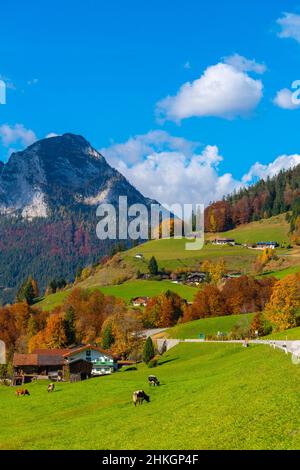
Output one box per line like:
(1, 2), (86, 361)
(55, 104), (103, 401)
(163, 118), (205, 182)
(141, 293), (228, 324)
(205, 165), (300, 232)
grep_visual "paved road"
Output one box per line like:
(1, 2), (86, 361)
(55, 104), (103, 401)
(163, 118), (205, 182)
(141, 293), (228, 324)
(142, 328), (167, 338)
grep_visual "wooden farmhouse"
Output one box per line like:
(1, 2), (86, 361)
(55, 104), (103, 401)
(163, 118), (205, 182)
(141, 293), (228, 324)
(13, 344), (114, 385)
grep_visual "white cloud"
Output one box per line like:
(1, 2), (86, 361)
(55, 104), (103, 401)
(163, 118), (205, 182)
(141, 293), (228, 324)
(243, 154), (300, 183)
(102, 132), (241, 206)
(273, 88), (300, 110)
(156, 57), (264, 122)
(277, 12), (300, 43)
(102, 131), (300, 208)
(100, 130), (199, 167)
(223, 54), (266, 74)
(0, 124), (37, 148)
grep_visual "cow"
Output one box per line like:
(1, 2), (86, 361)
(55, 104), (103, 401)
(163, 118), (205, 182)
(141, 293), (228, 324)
(48, 383), (55, 393)
(148, 375), (160, 386)
(16, 388), (30, 397)
(132, 390), (150, 406)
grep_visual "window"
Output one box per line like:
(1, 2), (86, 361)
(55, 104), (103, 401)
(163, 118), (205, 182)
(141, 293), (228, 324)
(86, 349), (91, 361)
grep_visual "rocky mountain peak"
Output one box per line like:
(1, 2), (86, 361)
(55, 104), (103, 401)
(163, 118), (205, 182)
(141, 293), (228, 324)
(0, 133), (152, 219)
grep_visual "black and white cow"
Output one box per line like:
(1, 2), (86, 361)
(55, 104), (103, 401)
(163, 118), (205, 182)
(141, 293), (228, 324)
(132, 390), (150, 406)
(148, 375), (160, 386)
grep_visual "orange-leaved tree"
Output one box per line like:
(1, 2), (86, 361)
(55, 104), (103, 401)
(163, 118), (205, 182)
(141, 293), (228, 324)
(265, 273), (300, 331)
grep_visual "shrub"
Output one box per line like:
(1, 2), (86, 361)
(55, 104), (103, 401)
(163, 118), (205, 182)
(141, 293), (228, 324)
(147, 358), (158, 368)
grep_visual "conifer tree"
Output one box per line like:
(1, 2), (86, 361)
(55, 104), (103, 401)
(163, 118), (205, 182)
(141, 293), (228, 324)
(143, 336), (155, 364)
(148, 256), (158, 275)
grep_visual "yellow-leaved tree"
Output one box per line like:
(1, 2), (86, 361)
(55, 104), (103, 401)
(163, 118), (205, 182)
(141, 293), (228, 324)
(265, 273), (300, 331)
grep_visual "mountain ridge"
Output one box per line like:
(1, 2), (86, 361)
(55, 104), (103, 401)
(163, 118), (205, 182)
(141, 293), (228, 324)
(0, 133), (154, 219)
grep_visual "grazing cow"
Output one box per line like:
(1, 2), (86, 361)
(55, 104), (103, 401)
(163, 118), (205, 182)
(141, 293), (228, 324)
(132, 390), (150, 406)
(148, 375), (160, 386)
(16, 388), (30, 397)
(48, 383), (55, 393)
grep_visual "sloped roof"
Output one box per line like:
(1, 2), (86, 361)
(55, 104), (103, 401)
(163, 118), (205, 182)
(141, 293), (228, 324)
(13, 352), (65, 367)
(13, 353), (38, 366)
(33, 348), (71, 355)
(63, 344), (107, 358)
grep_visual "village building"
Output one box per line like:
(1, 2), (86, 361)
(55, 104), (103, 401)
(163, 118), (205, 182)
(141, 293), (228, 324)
(12, 344), (114, 385)
(224, 272), (242, 279)
(131, 296), (149, 307)
(185, 272), (207, 286)
(213, 238), (236, 246)
(134, 253), (144, 259)
(256, 241), (279, 250)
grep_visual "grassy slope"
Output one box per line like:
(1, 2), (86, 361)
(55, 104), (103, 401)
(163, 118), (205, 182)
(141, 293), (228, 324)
(265, 327), (300, 340)
(207, 214), (290, 245)
(163, 313), (254, 339)
(260, 264), (300, 280)
(125, 239), (258, 272)
(1, 342), (300, 450)
(37, 280), (199, 312)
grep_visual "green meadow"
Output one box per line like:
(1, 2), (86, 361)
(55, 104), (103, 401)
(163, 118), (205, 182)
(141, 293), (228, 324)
(209, 214), (290, 245)
(260, 264), (300, 280)
(1, 342), (300, 450)
(265, 327), (300, 340)
(164, 313), (255, 339)
(125, 238), (258, 272)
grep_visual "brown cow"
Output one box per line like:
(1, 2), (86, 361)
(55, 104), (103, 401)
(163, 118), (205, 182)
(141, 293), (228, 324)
(47, 383), (55, 393)
(132, 390), (150, 406)
(16, 388), (30, 396)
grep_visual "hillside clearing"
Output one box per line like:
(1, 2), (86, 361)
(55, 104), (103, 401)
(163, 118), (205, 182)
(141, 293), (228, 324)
(207, 214), (290, 245)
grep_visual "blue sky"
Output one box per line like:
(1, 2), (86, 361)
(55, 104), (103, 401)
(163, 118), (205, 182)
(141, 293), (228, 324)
(1, 0), (300, 206)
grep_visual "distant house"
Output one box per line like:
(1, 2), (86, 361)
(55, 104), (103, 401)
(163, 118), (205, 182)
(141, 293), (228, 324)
(131, 296), (149, 307)
(134, 253), (144, 259)
(256, 241), (279, 250)
(224, 272), (242, 279)
(12, 344), (114, 384)
(213, 238), (235, 246)
(186, 272), (207, 286)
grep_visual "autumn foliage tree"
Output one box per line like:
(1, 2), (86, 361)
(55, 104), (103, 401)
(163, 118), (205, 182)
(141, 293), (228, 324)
(105, 308), (143, 358)
(183, 276), (275, 322)
(253, 248), (275, 274)
(265, 273), (300, 331)
(250, 312), (265, 337)
(183, 285), (224, 321)
(143, 291), (185, 328)
(201, 259), (226, 284)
